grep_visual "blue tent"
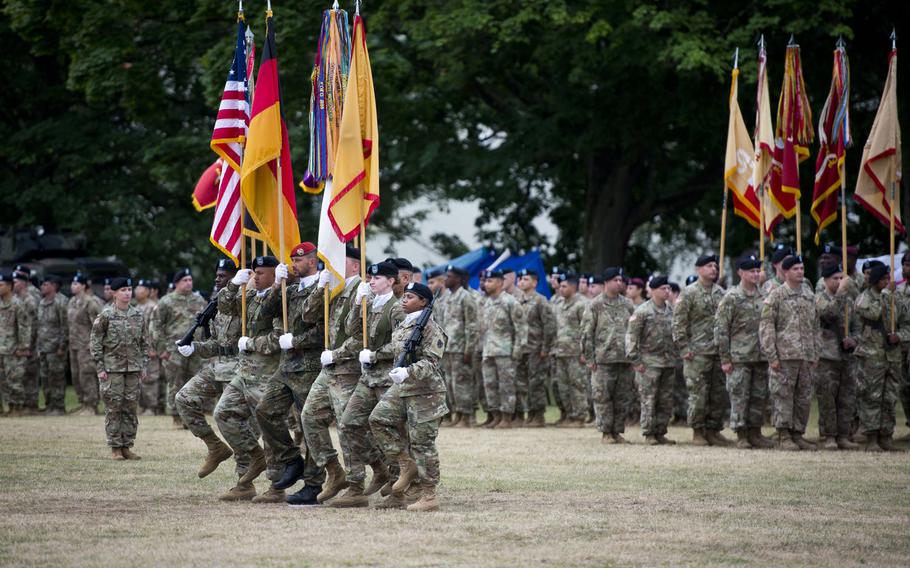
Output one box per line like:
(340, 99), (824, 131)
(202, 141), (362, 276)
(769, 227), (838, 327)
(425, 247), (552, 298)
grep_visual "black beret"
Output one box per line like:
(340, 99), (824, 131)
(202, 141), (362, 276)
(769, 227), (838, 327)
(822, 243), (842, 256)
(12, 271), (30, 281)
(589, 275), (605, 285)
(346, 245), (362, 260)
(173, 268), (192, 283)
(136, 279), (152, 288)
(216, 258), (238, 272)
(650, 275), (669, 289)
(603, 267), (624, 280)
(40, 274), (60, 285)
(669, 282), (681, 293)
(862, 260), (885, 272)
(0, 272), (13, 283)
(821, 263), (843, 278)
(426, 267), (445, 279)
(251, 256), (279, 268)
(383, 257), (412, 271)
(110, 277), (132, 291)
(868, 264), (890, 285)
(368, 262), (398, 278)
(695, 254), (719, 267)
(903, 250), (910, 264)
(149, 279), (161, 289)
(502, 268), (515, 275)
(781, 255), (804, 270)
(446, 264), (469, 277)
(550, 266), (562, 275)
(558, 272), (579, 284)
(483, 269), (504, 279)
(410, 266), (422, 274)
(405, 282), (433, 303)
(737, 255), (762, 270)
(14, 264), (28, 273)
(103, 277), (112, 286)
(516, 268), (537, 278)
(685, 275), (698, 286)
(72, 273), (89, 284)
(771, 245), (795, 264)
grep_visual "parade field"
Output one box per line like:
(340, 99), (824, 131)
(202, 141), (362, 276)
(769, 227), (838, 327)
(1, 403), (909, 568)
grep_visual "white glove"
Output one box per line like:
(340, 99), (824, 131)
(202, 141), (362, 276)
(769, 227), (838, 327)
(275, 263), (288, 282)
(359, 349), (375, 365)
(320, 350), (334, 366)
(389, 367), (409, 384)
(232, 269), (252, 285)
(279, 333), (294, 350)
(355, 282), (371, 304)
(238, 336), (251, 352)
(176, 343), (194, 357)
(317, 270), (331, 289)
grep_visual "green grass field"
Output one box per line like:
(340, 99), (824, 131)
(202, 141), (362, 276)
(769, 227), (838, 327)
(1, 388), (909, 567)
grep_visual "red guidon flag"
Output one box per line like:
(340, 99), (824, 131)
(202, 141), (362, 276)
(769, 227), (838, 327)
(240, 11), (299, 263)
(770, 44), (813, 219)
(750, 43), (783, 237)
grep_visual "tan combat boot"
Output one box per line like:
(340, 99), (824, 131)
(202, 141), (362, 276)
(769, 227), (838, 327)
(496, 413), (513, 429)
(392, 452), (418, 493)
(251, 485), (286, 504)
(601, 433), (616, 445)
(364, 460), (390, 496)
(514, 411), (525, 426)
(791, 432), (817, 451)
(404, 483), (422, 504)
(406, 484), (439, 512)
(219, 482), (257, 501)
(121, 447), (141, 460)
(317, 456), (350, 503)
(111, 447), (125, 460)
(374, 489), (407, 509)
(612, 433), (629, 444)
(172, 414), (184, 429)
(198, 433), (233, 478)
(691, 428), (709, 447)
(735, 430), (753, 449)
(864, 431), (882, 452)
(878, 433), (903, 452)
(707, 429), (733, 447)
(448, 412), (462, 428)
(836, 436), (859, 450)
(237, 445), (267, 485)
(455, 412), (473, 428)
(656, 434), (676, 445)
(748, 427), (775, 449)
(823, 436), (839, 451)
(485, 411), (501, 429)
(644, 435), (660, 446)
(75, 405), (95, 417)
(778, 429), (800, 451)
(328, 484), (370, 508)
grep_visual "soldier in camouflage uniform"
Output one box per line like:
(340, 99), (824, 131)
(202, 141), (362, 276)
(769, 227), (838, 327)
(761, 245), (793, 294)
(714, 256), (773, 449)
(12, 272), (39, 414)
(815, 263), (860, 450)
(896, 251), (910, 440)
(439, 265), (478, 427)
(90, 278), (149, 460)
(582, 267), (634, 443)
(480, 269), (523, 428)
(759, 255), (820, 451)
(134, 279), (162, 415)
(0, 273), (32, 416)
(547, 268), (567, 423)
(550, 273), (588, 427)
(153, 268), (206, 424)
(853, 264), (909, 452)
(515, 268), (554, 427)
(370, 282), (448, 512)
(36, 276), (69, 415)
(213, 256), (282, 501)
(68, 274), (103, 415)
(625, 276), (676, 445)
(472, 278), (491, 424)
(174, 260), (239, 479)
(673, 254), (731, 447)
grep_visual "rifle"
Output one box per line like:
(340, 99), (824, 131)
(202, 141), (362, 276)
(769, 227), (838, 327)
(394, 298), (435, 368)
(176, 297), (219, 347)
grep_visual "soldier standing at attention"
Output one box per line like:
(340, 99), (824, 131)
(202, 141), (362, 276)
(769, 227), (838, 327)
(515, 268), (554, 427)
(439, 265), (478, 427)
(502, 268), (517, 296)
(759, 255), (820, 451)
(153, 268), (206, 426)
(895, 250), (910, 441)
(481, 269), (523, 428)
(134, 279), (161, 415)
(582, 267), (634, 443)
(0, 273), (32, 416)
(12, 271), (39, 414)
(761, 245), (793, 293)
(625, 276), (676, 445)
(673, 254), (730, 447)
(67, 274), (103, 415)
(714, 256), (774, 449)
(90, 278), (148, 460)
(36, 275), (68, 415)
(552, 273), (588, 427)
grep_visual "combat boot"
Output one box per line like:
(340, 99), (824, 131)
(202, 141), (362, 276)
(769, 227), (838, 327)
(863, 432), (882, 452)
(455, 412), (473, 428)
(449, 412), (462, 428)
(404, 483), (422, 504)
(552, 408), (567, 426)
(747, 427), (775, 449)
(406, 484), (439, 512)
(286, 484), (321, 506)
(601, 433), (616, 445)
(791, 432), (817, 451)
(777, 429), (800, 451)
(823, 436), (839, 451)
(364, 460), (390, 496)
(379, 480), (394, 497)
(6, 405), (22, 418)
(532, 410), (546, 428)
(317, 456), (349, 503)
(392, 452), (418, 493)
(219, 482), (256, 501)
(273, 455), (306, 490)
(707, 429), (733, 447)
(656, 434), (676, 445)
(485, 411), (501, 429)
(237, 445), (267, 485)
(836, 437), (859, 450)
(374, 491), (407, 509)
(735, 430), (753, 449)
(121, 447), (141, 460)
(75, 405), (95, 417)
(691, 428), (709, 447)
(496, 413), (513, 429)
(251, 485), (286, 504)
(328, 484), (370, 508)
(172, 414), (184, 429)
(878, 433), (903, 452)
(895, 431), (910, 442)
(612, 433), (629, 444)
(198, 433), (233, 478)
(644, 435), (660, 446)
(586, 410), (595, 424)
(110, 448), (125, 460)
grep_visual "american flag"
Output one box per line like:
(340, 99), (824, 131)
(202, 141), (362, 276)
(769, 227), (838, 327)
(208, 18), (252, 265)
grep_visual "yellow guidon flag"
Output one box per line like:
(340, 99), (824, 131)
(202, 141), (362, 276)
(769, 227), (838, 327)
(318, 13), (379, 297)
(724, 66), (760, 229)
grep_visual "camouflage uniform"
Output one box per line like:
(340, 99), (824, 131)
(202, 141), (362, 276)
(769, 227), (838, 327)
(439, 286), (479, 415)
(15, 290), (38, 409)
(553, 295), (589, 420)
(135, 299), (161, 412)
(896, 282), (910, 427)
(152, 290), (206, 414)
(0, 295), (32, 408)
(625, 299), (676, 437)
(814, 286), (859, 439)
(582, 294), (634, 435)
(90, 304), (148, 448)
(36, 293), (69, 411)
(369, 310), (448, 487)
(67, 292), (102, 409)
(759, 283), (819, 434)
(481, 291), (523, 415)
(672, 281), (726, 432)
(714, 284), (767, 432)
(515, 288), (554, 413)
(854, 288), (909, 437)
(339, 293), (404, 487)
(214, 282), (280, 478)
(472, 291), (489, 412)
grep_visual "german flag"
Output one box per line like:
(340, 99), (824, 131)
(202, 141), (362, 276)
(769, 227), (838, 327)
(240, 12), (299, 263)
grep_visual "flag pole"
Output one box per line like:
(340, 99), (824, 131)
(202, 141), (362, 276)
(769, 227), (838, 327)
(267, 4), (288, 333)
(890, 181), (897, 332)
(759, 185), (765, 264)
(719, 49), (738, 284)
(324, 285), (330, 349)
(837, 37), (850, 337)
(359, 202), (368, 349)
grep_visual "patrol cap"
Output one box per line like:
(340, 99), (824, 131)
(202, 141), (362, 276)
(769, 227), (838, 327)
(649, 275), (669, 289)
(216, 258), (238, 272)
(868, 264), (890, 285)
(446, 264), (469, 277)
(781, 255), (804, 270)
(291, 242), (316, 258)
(771, 245), (795, 264)
(603, 267), (624, 281)
(426, 267), (445, 279)
(862, 259), (885, 272)
(516, 268), (537, 279)
(736, 255), (762, 270)
(251, 255), (279, 268)
(404, 282), (433, 303)
(346, 245), (362, 260)
(822, 243), (842, 256)
(685, 275), (698, 286)
(173, 268), (192, 283)
(483, 269), (504, 279)
(558, 272), (579, 284)
(629, 277), (645, 288)
(695, 254), (719, 267)
(821, 263), (843, 279)
(368, 262), (398, 278)
(588, 275), (605, 285)
(72, 273), (89, 285)
(110, 277), (132, 291)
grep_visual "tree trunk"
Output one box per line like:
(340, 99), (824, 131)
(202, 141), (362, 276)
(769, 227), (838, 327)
(582, 158), (640, 271)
